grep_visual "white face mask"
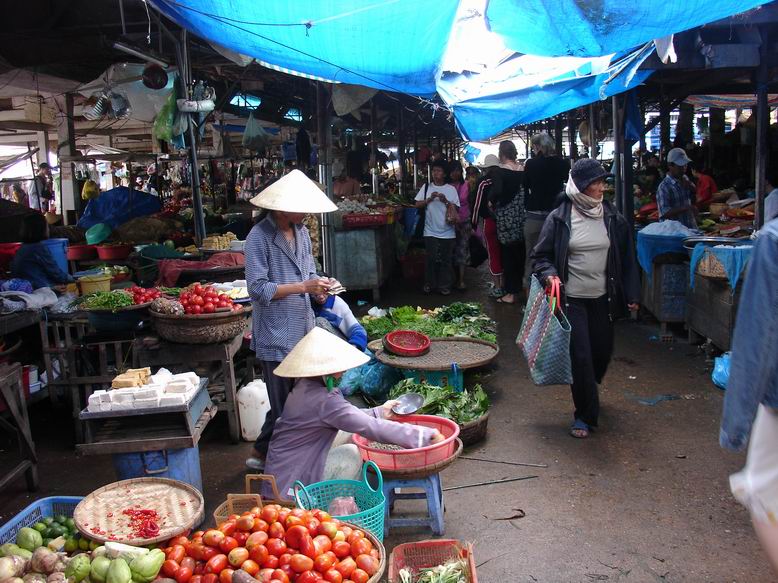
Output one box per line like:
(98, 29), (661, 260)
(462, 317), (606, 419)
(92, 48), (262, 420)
(565, 174), (603, 219)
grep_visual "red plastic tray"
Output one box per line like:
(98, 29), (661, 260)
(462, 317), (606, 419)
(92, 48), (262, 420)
(353, 415), (460, 472)
(383, 330), (430, 357)
(389, 539), (477, 583)
(67, 244), (97, 260)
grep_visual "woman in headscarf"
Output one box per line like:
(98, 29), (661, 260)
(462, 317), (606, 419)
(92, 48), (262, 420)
(531, 159), (640, 438)
(263, 327), (443, 498)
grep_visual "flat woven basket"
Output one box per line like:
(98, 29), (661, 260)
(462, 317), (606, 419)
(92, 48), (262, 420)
(459, 413), (489, 447)
(696, 250), (727, 279)
(379, 439), (463, 480)
(73, 477), (204, 545)
(212, 474), (294, 525)
(150, 305), (251, 344)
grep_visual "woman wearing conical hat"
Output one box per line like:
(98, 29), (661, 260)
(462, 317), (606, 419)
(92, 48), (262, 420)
(263, 328), (443, 498)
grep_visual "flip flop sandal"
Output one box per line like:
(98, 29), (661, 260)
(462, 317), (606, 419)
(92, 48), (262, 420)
(570, 419), (590, 439)
(496, 296), (516, 304)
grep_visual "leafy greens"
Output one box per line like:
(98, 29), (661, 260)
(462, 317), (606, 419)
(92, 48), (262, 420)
(362, 302), (496, 343)
(389, 379), (490, 424)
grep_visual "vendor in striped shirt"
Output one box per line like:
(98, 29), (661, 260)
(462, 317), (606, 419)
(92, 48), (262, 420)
(244, 170), (339, 471)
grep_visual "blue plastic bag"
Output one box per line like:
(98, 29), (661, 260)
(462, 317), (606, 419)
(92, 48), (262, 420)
(340, 350), (403, 401)
(712, 353), (731, 390)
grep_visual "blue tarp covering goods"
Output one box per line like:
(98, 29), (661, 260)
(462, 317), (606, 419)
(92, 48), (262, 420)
(152, 0), (770, 140)
(77, 187), (162, 230)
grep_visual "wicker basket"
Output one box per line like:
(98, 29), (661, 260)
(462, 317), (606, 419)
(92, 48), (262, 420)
(709, 203), (728, 219)
(696, 250), (727, 279)
(389, 539), (477, 583)
(212, 474), (294, 525)
(150, 305), (251, 344)
(459, 412), (489, 446)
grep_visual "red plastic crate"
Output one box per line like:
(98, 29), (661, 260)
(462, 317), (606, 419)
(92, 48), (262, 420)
(389, 539), (477, 583)
(342, 213), (387, 228)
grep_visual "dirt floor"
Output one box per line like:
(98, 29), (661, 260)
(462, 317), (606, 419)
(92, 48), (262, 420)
(1, 268), (775, 582)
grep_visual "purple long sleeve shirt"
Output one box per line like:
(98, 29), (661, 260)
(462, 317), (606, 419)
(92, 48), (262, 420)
(263, 377), (437, 498)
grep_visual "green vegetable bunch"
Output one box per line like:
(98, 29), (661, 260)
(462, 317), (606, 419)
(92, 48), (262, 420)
(75, 291), (133, 311)
(399, 558), (469, 582)
(390, 379), (490, 424)
(361, 303), (496, 343)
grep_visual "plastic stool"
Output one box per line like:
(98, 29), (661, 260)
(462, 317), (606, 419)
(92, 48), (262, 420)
(382, 473), (444, 536)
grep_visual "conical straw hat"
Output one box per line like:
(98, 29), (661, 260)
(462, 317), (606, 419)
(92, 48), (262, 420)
(250, 169), (337, 213)
(274, 327), (370, 378)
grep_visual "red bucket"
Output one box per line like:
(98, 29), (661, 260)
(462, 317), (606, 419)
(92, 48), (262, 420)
(0, 242), (22, 271)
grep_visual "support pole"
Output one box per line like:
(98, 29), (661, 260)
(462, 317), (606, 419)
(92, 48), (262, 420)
(55, 93), (79, 224)
(588, 104), (597, 159)
(397, 103), (405, 198)
(180, 29), (206, 243)
(316, 82), (334, 273)
(755, 29), (769, 228)
(568, 112), (578, 160)
(554, 116), (563, 156)
(612, 96), (622, 212)
(659, 93), (671, 159)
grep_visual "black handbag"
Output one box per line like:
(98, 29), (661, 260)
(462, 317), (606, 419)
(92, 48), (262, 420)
(495, 190), (526, 245)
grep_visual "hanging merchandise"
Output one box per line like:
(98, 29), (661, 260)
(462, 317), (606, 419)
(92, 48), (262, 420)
(142, 64), (169, 90)
(296, 128), (312, 169)
(282, 142), (297, 161)
(152, 90), (177, 143)
(242, 112), (271, 154)
(177, 99), (215, 113)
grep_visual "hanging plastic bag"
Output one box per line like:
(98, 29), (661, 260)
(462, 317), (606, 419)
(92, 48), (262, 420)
(152, 90), (176, 143)
(712, 353), (731, 390)
(339, 350), (403, 401)
(242, 112), (271, 153)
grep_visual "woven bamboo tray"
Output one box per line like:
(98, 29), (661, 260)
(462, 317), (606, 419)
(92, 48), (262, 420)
(696, 250), (727, 279)
(459, 412), (489, 447)
(377, 439), (463, 480)
(374, 337), (499, 371)
(73, 477), (204, 545)
(150, 305), (251, 344)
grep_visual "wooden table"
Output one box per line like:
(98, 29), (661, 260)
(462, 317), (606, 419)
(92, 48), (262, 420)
(0, 310), (41, 337)
(77, 379), (216, 456)
(0, 363), (38, 493)
(133, 334), (243, 443)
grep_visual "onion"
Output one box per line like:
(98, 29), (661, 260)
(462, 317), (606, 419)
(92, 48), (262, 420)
(30, 549), (59, 575)
(0, 556), (27, 580)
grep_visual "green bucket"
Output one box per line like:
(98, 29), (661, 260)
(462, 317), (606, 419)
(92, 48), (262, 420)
(294, 461), (385, 541)
(86, 222), (112, 245)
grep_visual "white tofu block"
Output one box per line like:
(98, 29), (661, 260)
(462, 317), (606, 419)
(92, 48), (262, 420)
(165, 380), (193, 394)
(159, 394), (186, 407)
(98, 402), (113, 411)
(110, 389), (137, 403)
(172, 372), (200, 386)
(134, 397), (160, 409)
(110, 401), (133, 411)
(133, 387), (161, 400)
(88, 392), (105, 407)
(98, 391), (113, 403)
(87, 401), (102, 412)
(150, 368), (173, 385)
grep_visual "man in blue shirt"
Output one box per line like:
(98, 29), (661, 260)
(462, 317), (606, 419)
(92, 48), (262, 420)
(656, 148), (697, 229)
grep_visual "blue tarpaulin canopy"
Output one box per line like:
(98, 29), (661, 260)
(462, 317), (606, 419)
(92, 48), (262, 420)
(152, 0), (770, 140)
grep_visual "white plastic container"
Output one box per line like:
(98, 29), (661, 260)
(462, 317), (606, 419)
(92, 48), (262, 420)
(237, 379), (271, 441)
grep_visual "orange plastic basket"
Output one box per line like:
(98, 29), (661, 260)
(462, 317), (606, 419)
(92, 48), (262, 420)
(388, 539), (477, 583)
(352, 415), (460, 471)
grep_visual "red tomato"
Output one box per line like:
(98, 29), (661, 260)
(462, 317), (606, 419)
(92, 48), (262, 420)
(175, 567), (193, 583)
(190, 576), (202, 583)
(268, 522), (285, 540)
(237, 515), (255, 531)
(257, 570), (274, 583)
(266, 538), (288, 557)
(202, 574), (218, 583)
(192, 295), (204, 306)
(181, 557), (196, 572)
(218, 569), (234, 583)
(233, 532), (249, 546)
(252, 519), (269, 533)
(317, 522), (338, 540)
(246, 531), (269, 550)
(201, 547), (219, 561)
(285, 515), (304, 529)
(334, 557), (356, 578)
(171, 536), (191, 546)
(194, 561), (205, 575)
(218, 300), (229, 308)
(218, 537), (238, 554)
(296, 573), (319, 583)
(191, 304), (203, 314)
(261, 507), (279, 524)
(168, 545), (187, 564)
(289, 554), (314, 573)
(349, 538), (371, 559)
(162, 560), (180, 578)
(346, 531), (364, 545)
(313, 554), (336, 573)
(271, 570), (290, 583)
(278, 509), (291, 524)
(203, 530), (225, 548)
(193, 284), (203, 294)
(340, 527), (352, 538)
(240, 560), (260, 577)
(323, 569), (342, 583)
(299, 534), (317, 560)
(187, 544), (206, 561)
(284, 525), (308, 549)
(305, 519), (321, 537)
(354, 555), (378, 576)
(218, 520), (237, 534)
(262, 554), (279, 570)
(350, 569), (369, 583)
(331, 542), (351, 560)
(249, 545), (269, 566)
(227, 548), (249, 568)
(313, 535), (332, 555)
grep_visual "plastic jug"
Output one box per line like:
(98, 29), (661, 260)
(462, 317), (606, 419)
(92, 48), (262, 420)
(237, 379), (271, 441)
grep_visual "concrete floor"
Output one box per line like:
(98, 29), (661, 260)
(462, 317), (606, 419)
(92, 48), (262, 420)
(1, 270), (775, 582)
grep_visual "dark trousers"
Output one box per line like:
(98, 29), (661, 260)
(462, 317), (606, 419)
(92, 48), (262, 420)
(566, 295), (613, 427)
(424, 236), (455, 291)
(253, 360), (294, 456)
(500, 239), (526, 294)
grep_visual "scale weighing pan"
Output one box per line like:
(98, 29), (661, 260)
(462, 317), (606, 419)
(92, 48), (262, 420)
(392, 392), (424, 415)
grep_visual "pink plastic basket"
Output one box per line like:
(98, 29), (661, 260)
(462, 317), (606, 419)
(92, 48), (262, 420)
(352, 415), (460, 471)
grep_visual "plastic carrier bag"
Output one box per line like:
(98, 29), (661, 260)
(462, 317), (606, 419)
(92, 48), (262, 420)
(712, 353), (731, 390)
(339, 350), (403, 401)
(242, 112), (271, 153)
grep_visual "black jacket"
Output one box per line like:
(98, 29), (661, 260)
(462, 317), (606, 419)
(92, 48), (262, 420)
(531, 199), (640, 320)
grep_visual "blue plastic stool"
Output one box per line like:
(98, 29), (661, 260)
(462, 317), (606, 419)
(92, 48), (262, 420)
(382, 473), (444, 536)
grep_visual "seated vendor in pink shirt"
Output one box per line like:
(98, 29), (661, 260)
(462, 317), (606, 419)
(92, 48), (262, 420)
(263, 327), (443, 498)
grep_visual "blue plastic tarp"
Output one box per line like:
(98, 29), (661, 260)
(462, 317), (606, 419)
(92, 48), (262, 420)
(151, 0), (459, 96)
(485, 0), (771, 57)
(689, 242), (754, 290)
(77, 187), (162, 230)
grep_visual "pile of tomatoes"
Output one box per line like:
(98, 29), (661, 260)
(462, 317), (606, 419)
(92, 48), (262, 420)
(128, 286), (162, 305)
(179, 284), (240, 315)
(159, 505), (380, 583)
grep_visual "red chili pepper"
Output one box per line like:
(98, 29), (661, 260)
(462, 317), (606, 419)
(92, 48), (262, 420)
(122, 508), (161, 539)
